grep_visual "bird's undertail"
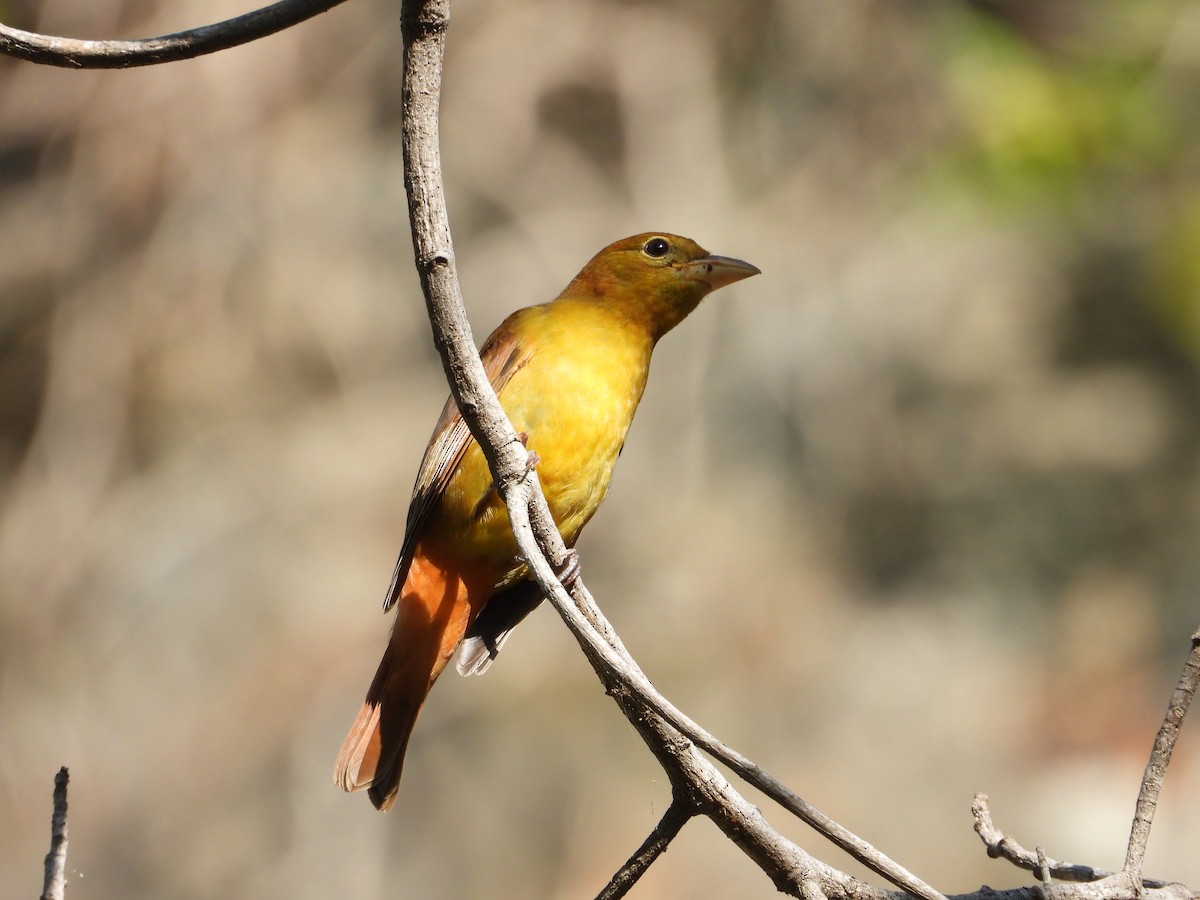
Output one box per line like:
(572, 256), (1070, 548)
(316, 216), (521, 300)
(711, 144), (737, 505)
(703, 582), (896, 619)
(334, 552), (488, 811)
(455, 579), (546, 676)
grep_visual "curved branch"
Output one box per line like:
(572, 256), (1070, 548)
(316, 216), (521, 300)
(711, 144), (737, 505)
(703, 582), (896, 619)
(972, 793), (1149, 886)
(394, 2), (1200, 899)
(509, 492), (945, 900)
(0, 0), (350, 69)
(972, 631), (1200, 894)
(396, 2), (941, 898)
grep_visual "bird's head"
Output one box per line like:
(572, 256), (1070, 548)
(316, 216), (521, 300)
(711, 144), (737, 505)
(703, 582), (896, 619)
(566, 232), (760, 342)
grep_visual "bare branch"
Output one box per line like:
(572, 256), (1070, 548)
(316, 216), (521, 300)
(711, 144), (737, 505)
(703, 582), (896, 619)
(0, 0), (1195, 895)
(599, 670), (874, 900)
(1040, 876), (1194, 900)
(398, 0), (529, 487)
(1124, 628), (1200, 880)
(396, 1), (1200, 897)
(40, 767), (69, 900)
(973, 792), (1122, 885)
(507, 489), (947, 898)
(969, 792), (1195, 897)
(395, 1), (946, 897)
(596, 799), (694, 900)
(0, 0), (350, 69)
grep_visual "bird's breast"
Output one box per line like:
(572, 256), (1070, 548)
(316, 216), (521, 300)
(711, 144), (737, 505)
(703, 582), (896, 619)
(438, 306), (653, 572)
(508, 312), (652, 537)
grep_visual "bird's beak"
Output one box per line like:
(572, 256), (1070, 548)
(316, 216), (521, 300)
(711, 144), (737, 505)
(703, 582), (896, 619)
(677, 255), (761, 291)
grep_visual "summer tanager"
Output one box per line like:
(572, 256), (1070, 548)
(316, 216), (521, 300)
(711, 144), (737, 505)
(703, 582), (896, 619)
(335, 232), (759, 809)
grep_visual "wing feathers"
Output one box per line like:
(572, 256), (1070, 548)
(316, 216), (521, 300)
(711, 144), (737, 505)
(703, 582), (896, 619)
(382, 317), (532, 612)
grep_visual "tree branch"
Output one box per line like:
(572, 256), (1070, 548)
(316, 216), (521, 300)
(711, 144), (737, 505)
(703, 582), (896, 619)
(0, 0), (350, 68)
(1124, 627), (1200, 881)
(513, 491), (947, 897)
(18, 0), (1187, 895)
(596, 799), (694, 900)
(972, 623), (1200, 900)
(40, 767), (69, 900)
(972, 793), (1154, 886)
(396, 1), (945, 897)
(597, 670), (879, 900)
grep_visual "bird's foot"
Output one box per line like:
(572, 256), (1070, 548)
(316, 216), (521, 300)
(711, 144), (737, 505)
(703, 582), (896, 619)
(511, 549), (580, 589)
(515, 432), (541, 475)
(556, 549), (581, 590)
(523, 450), (541, 476)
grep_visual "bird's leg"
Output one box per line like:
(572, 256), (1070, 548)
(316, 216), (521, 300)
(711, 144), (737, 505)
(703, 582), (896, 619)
(474, 432), (538, 520)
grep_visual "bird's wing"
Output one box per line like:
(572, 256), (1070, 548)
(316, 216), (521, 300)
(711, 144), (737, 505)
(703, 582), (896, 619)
(382, 315), (532, 612)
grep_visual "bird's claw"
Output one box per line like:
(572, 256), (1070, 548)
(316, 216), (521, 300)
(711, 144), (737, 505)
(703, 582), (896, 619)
(514, 432), (540, 476)
(523, 450), (541, 476)
(556, 549), (581, 590)
(510, 548), (580, 590)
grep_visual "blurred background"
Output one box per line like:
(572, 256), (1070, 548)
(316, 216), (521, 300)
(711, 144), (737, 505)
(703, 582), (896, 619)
(2, 0), (1199, 897)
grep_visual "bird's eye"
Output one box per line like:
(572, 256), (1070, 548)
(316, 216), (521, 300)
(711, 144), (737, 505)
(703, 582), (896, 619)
(643, 237), (670, 258)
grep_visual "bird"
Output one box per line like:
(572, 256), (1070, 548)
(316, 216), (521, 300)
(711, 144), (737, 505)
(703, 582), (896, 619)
(334, 232), (759, 810)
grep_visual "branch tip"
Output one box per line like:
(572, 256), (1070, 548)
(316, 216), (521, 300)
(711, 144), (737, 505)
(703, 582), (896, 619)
(41, 767), (69, 900)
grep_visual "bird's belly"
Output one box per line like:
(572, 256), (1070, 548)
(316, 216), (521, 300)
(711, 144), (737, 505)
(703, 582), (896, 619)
(524, 400), (630, 541)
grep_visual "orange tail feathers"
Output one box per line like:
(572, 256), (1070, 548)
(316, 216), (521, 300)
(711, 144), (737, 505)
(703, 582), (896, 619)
(335, 551), (493, 810)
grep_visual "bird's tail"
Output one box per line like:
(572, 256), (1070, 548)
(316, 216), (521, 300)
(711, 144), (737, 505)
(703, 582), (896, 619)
(334, 551), (489, 810)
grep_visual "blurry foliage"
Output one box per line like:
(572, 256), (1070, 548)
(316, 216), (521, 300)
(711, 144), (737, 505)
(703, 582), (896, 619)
(932, 2), (1200, 370)
(1153, 192), (1200, 358)
(937, 9), (1173, 208)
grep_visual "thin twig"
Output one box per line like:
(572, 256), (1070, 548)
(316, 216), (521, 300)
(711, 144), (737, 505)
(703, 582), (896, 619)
(972, 793), (1167, 888)
(972, 795), (1197, 900)
(0, 0), (350, 68)
(1124, 628), (1200, 881)
(40, 767), (69, 900)
(596, 799), (695, 900)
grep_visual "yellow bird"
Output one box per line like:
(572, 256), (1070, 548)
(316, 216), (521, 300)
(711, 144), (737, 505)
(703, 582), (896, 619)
(335, 232), (759, 809)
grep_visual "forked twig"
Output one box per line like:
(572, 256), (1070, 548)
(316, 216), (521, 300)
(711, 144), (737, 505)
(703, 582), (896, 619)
(972, 793), (1143, 886)
(974, 629), (1200, 896)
